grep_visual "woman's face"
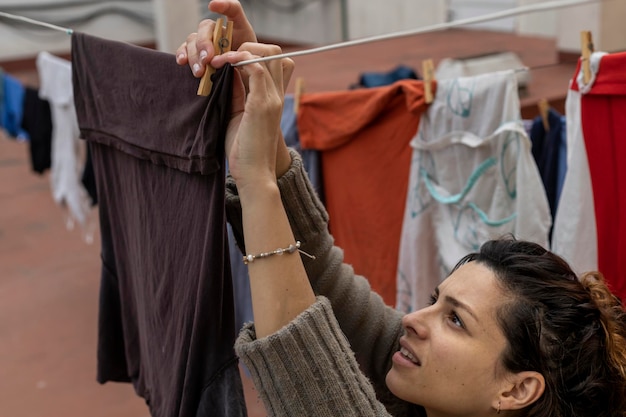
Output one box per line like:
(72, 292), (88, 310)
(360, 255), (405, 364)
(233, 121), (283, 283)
(386, 261), (512, 415)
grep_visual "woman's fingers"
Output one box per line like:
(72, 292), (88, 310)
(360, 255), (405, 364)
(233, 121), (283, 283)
(189, 19), (219, 77)
(175, 28), (214, 78)
(281, 58), (295, 95)
(195, 18), (218, 66)
(238, 43), (284, 96)
(215, 43), (291, 96)
(212, 50), (284, 116)
(179, 35), (292, 100)
(175, 36), (193, 66)
(176, 1), (257, 76)
(211, 51), (262, 96)
(209, 0), (257, 45)
(238, 44), (293, 93)
(214, 44), (295, 182)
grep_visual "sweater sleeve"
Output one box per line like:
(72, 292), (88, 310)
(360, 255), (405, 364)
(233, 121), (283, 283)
(225, 149), (413, 415)
(235, 296), (393, 417)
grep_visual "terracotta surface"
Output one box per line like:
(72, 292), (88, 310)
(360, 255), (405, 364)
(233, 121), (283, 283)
(1, 28), (578, 417)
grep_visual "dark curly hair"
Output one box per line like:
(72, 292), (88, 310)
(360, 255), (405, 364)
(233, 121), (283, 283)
(454, 238), (626, 417)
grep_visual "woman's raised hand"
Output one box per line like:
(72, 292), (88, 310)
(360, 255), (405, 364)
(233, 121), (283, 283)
(175, 0), (294, 180)
(176, 0), (257, 77)
(211, 44), (294, 190)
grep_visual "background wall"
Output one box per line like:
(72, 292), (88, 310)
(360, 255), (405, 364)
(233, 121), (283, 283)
(0, 0), (155, 60)
(345, 0), (446, 39)
(225, 0), (344, 45)
(154, 0), (200, 53)
(517, 0), (559, 38)
(448, 0), (517, 31)
(0, 0), (624, 62)
(556, 0), (626, 52)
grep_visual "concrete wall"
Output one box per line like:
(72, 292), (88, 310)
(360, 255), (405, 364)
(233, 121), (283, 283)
(240, 0), (343, 45)
(555, 1), (601, 51)
(448, 0), (517, 31)
(0, 0), (624, 63)
(558, 0), (625, 53)
(249, 0), (626, 53)
(346, 0), (446, 39)
(518, 0), (626, 53)
(517, 0), (558, 38)
(153, 0), (200, 53)
(599, 0), (626, 52)
(0, 0), (155, 60)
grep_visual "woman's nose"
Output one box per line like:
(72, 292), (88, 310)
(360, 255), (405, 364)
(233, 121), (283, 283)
(401, 308), (431, 339)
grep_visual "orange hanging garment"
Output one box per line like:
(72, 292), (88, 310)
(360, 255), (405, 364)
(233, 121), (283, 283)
(298, 80), (428, 306)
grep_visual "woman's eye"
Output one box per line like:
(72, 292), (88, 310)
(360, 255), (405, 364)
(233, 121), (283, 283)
(429, 291), (465, 330)
(428, 293), (438, 306)
(448, 312), (464, 329)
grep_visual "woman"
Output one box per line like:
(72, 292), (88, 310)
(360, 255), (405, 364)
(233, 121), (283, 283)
(176, 2), (626, 416)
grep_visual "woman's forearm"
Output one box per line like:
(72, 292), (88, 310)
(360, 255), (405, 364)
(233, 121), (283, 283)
(239, 180), (316, 338)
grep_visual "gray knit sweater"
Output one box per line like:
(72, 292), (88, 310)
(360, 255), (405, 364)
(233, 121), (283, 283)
(225, 150), (423, 417)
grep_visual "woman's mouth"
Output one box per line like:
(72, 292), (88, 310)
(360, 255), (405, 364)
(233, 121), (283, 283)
(399, 346), (421, 366)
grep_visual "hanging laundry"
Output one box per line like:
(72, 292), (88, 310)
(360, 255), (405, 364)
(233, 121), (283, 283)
(298, 80), (427, 307)
(282, 94), (324, 197)
(554, 51), (626, 301)
(557, 115), (567, 206)
(227, 222), (253, 335)
(21, 87), (53, 174)
(80, 143), (97, 205)
(352, 65), (420, 89)
(522, 119), (534, 137)
(1, 72), (29, 140)
(36, 51), (92, 228)
(0, 67), (4, 132)
(71, 32), (246, 417)
(435, 52), (530, 91)
(551, 55), (602, 280)
(396, 70), (551, 313)
(529, 107), (567, 237)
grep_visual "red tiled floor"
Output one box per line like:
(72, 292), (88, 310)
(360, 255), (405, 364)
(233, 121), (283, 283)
(0, 136), (146, 417)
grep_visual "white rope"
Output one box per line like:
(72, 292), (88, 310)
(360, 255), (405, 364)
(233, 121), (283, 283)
(233, 0), (604, 67)
(0, 11), (73, 35)
(0, 0), (605, 55)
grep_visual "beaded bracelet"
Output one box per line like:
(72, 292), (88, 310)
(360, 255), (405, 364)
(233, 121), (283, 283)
(242, 241), (315, 265)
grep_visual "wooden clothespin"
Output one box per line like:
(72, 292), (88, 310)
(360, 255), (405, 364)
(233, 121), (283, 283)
(294, 77), (305, 114)
(538, 98), (550, 131)
(580, 30), (594, 85)
(197, 17), (234, 96)
(422, 59), (435, 104)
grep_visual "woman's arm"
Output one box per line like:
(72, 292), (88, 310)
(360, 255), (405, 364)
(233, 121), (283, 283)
(206, 43), (315, 338)
(226, 151), (416, 415)
(208, 39), (404, 417)
(226, 151), (405, 385)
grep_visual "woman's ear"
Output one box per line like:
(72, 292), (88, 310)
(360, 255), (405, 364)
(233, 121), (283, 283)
(496, 371), (545, 412)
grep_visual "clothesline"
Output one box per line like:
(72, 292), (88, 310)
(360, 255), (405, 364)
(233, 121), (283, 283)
(0, 0), (606, 66)
(0, 11), (73, 35)
(235, 0), (605, 66)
